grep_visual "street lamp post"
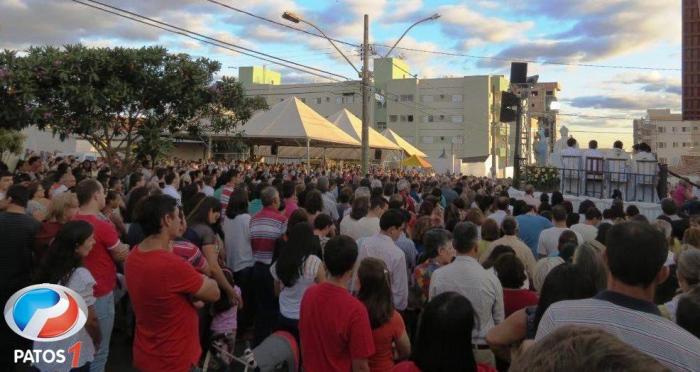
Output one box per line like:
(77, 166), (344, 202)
(282, 11), (439, 174)
(383, 14), (441, 58)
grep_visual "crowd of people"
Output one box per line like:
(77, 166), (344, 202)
(1, 153), (700, 372)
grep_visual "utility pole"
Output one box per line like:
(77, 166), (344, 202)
(361, 14), (370, 175)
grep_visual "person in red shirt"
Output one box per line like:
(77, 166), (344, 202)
(392, 292), (496, 372)
(299, 235), (375, 372)
(357, 257), (411, 372)
(126, 194), (220, 372)
(493, 254), (539, 317)
(73, 179), (129, 372)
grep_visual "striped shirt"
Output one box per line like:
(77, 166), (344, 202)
(250, 206), (287, 264)
(171, 239), (209, 274)
(536, 290), (700, 372)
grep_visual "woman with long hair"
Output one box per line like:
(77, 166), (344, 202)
(412, 216), (433, 255)
(358, 258), (411, 372)
(33, 221), (101, 372)
(185, 194), (240, 309)
(393, 292), (495, 372)
(271, 222), (325, 335)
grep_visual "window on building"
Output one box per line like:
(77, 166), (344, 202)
(300, 98), (306, 103)
(452, 94), (463, 102)
(451, 115), (464, 123)
(672, 127), (677, 132)
(316, 97), (322, 104)
(453, 136), (464, 144)
(422, 115), (434, 123)
(673, 142), (679, 148)
(546, 90), (554, 96)
(343, 95), (354, 104)
(400, 115), (407, 122)
(531, 91), (539, 96)
(659, 157), (667, 164)
(389, 115), (398, 122)
(657, 142), (666, 148)
(422, 95), (434, 103)
(408, 115), (414, 122)
(400, 94), (414, 102)
(682, 127), (689, 132)
(336, 96), (342, 104)
(280, 98), (284, 102)
(658, 127), (666, 133)
(326, 97), (330, 103)
(438, 115), (446, 121)
(376, 122), (387, 131)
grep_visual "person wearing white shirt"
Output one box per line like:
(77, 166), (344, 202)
(488, 196), (510, 227)
(356, 209), (408, 311)
(632, 143), (657, 202)
(202, 175), (216, 197)
(317, 176), (339, 222)
(162, 171), (181, 206)
(560, 138), (582, 194)
(570, 207), (601, 243)
(538, 205), (584, 258)
(340, 196), (386, 241)
(429, 221), (503, 367)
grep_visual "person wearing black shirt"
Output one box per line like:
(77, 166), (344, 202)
(0, 185), (40, 369)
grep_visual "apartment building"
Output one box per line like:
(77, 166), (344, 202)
(240, 59), (510, 175)
(633, 108), (700, 165)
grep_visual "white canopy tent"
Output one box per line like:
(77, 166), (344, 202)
(381, 128), (428, 158)
(328, 109), (401, 151)
(238, 97), (360, 164)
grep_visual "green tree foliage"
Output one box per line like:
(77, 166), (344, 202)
(0, 128), (25, 158)
(0, 45), (267, 171)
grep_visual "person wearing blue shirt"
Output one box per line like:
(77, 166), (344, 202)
(514, 201), (553, 257)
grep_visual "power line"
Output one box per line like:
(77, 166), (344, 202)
(72, 0), (351, 82)
(205, 0), (361, 48)
(208, 2), (680, 72)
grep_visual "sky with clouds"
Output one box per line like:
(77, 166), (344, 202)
(0, 0), (684, 148)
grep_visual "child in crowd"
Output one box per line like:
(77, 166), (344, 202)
(207, 268), (240, 368)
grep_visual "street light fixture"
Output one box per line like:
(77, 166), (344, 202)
(383, 13), (441, 58)
(281, 11), (361, 77)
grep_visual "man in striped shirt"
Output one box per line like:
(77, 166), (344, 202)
(250, 186), (287, 345)
(215, 169), (239, 211)
(536, 222), (700, 372)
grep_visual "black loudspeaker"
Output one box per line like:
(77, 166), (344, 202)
(374, 149), (382, 160)
(510, 62), (528, 84)
(271, 144), (279, 155)
(499, 91), (520, 123)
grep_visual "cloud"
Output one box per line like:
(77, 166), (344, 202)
(568, 94), (681, 111)
(612, 72), (682, 95)
(437, 4), (533, 49)
(478, 0), (680, 68)
(380, 0), (424, 24)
